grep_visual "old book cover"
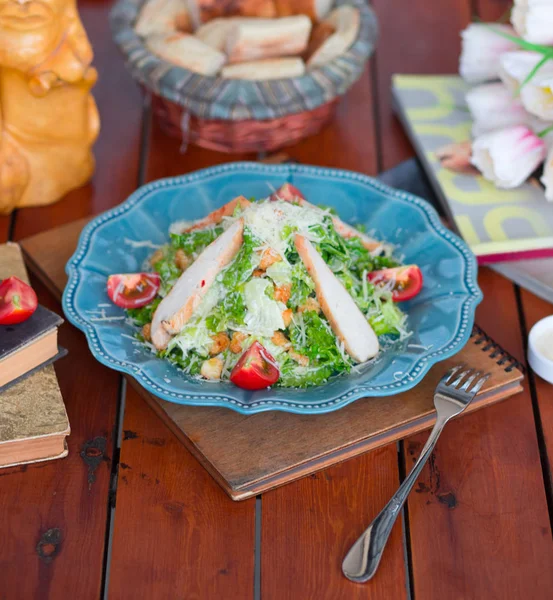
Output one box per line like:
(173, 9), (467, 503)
(0, 304), (66, 391)
(0, 243), (70, 469)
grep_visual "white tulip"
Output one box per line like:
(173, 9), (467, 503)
(540, 145), (553, 200)
(459, 24), (520, 84)
(520, 74), (553, 120)
(515, 0), (553, 5)
(498, 50), (552, 92)
(471, 125), (546, 188)
(466, 82), (529, 136)
(512, 4), (553, 45)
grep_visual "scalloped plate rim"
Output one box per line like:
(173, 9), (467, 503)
(62, 162), (482, 415)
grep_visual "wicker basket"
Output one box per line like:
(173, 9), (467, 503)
(110, 0), (378, 153)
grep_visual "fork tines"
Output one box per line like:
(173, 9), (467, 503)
(443, 366), (490, 394)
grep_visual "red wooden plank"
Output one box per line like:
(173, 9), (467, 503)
(0, 0), (142, 597)
(261, 448), (408, 600)
(0, 276), (120, 599)
(286, 64), (378, 173)
(0, 217), (9, 243)
(519, 289), (553, 484)
(108, 386), (256, 599)
(475, 0), (512, 20)
(145, 115), (254, 181)
(404, 269), (553, 599)
(371, 0), (471, 170)
(11, 0), (143, 239)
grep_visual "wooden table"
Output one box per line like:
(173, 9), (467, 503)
(2, 0), (553, 598)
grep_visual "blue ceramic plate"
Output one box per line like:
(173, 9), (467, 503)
(63, 163), (482, 414)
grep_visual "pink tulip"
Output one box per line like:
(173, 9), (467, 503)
(459, 24), (520, 84)
(466, 82), (529, 136)
(471, 125), (546, 188)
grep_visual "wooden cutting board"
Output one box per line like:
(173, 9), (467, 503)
(20, 218), (525, 500)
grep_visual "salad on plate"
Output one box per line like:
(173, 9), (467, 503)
(106, 184), (423, 390)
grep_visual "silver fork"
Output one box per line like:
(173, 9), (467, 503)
(342, 366), (490, 583)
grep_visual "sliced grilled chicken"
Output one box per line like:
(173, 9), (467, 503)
(151, 219), (244, 349)
(331, 219), (383, 253)
(295, 234), (379, 363)
(274, 183), (381, 252)
(183, 196), (250, 232)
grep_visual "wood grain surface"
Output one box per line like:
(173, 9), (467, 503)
(3, 0), (553, 596)
(404, 270), (553, 599)
(108, 386), (256, 599)
(0, 0), (140, 597)
(256, 62), (410, 600)
(261, 447), (408, 600)
(371, 0), (471, 171)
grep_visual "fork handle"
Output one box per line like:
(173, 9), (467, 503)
(342, 414), (449, 583)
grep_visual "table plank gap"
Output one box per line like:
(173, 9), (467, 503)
(368, 53), (384, 174)
(254, 496), (262, 600)
(100, 376), (127, 600)
(4, 211), (16, 242)
(398, 441), (415, 600)
(474, 0), (512, 20)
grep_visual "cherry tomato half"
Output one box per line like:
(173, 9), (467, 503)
(270, 183), (305, 203)
(107, 273), (161, 309)
(0, 276), (38, 325)
(368, 265), (423, 302)
(230, 341), (280, 390)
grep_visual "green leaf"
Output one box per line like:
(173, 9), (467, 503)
(127, 297), (161, 326)
(478, 21), (552, 54)
(170, 226), (223, 255)
(516, 53), (553, 95)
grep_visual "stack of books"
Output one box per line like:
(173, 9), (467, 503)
(0, 243), (70, 469)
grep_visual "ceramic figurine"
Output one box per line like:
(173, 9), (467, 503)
(0, 0), (99, 214)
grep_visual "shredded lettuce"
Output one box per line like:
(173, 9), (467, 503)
(170, 225), (224, 256)
(290, 310), (351, 374)
(369, 300), (408, 337)
(127, 297), (161, 326)
(126, 199), (412, 389)
(289, 262), (315, 309)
